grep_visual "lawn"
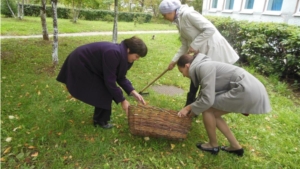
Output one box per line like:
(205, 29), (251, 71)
(1, 16), (299, 168)
(0, 16), (176, 36)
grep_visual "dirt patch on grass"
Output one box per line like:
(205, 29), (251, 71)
(35, 64), (57, 76)
(151, 85), (185, 96)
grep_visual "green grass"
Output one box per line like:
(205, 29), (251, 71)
(1, 18), (300, 168)
(1, 16), (176, 36)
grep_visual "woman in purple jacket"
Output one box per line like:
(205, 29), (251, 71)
(57, 36), (148, 129)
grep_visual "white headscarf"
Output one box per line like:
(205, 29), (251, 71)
(159, 0), (181, 14)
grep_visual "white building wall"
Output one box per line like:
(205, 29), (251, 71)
(202, 0), (300, 26)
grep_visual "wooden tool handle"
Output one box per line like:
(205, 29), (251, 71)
(139, 69), (169, 93)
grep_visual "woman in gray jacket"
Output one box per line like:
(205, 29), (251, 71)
(177, 54), (271, 156)
(159, 0), (240, 106)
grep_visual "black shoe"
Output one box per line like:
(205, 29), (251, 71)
(196, 143), (219, 155)
(94, 121), (114, 129)
(221, 146), (244, 157)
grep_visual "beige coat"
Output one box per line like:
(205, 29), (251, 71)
(189, 54), (272, 115)
(173, 5), (239, 64)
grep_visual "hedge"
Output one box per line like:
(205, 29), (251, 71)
(21, 4), (152, 23)
(207, 16), (300, 82)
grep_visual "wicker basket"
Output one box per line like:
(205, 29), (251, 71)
(128, 105), (192, 140)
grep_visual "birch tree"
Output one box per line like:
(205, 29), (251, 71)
(71, 0), (83, 23)
(112, 0), (118, 43)
(51, 0), (59, 65)
(17, 0), (24, 19)
(40, 0), (49, 40)
(6, 0), (16, 18)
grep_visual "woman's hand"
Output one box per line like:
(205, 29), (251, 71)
(188, 47), (199, 55)
(178, 105), (192, 117)
(168, 61), (176, 70)
(121, 100), (130, 116)
(130, 90), (146, 105)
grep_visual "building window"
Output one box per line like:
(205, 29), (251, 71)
(211, 0), (218, 8)
(295, 0), (300, 16)
(266, 0), (283, 11)
(225, 0), (235, 10)
(244, 0), (254, 9)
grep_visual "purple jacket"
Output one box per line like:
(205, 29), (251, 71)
(56, 41), (134, 109)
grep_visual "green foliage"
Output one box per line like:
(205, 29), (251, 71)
(1, 34), (299, 168)
(187, 0), (203, 13)
(207, 16), (300, 82)
(20, 4), (152, 22)
(102, 14), (114, 22)
(1, 0), (17, 17)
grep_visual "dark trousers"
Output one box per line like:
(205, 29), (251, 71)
(93, 107), (111, 124)
(185, 80), (199, 106)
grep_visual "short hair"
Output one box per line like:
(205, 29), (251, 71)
(123, 36), (148, 57)
(177, 54), (195, 68)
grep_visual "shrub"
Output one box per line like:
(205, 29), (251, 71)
(1, 0), (17, 17)
(207, 16), (300, 81)
(20, 4), (152, 22)
(103, 14), (114, 22)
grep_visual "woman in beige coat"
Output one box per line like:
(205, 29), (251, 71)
(159, 0), (240, 106)
(177, 54), (271, 156)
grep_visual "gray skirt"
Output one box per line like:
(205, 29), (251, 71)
(212, 71), (272, 114)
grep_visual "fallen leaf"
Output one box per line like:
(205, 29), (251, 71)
(28, 146), (36, 149)
(199, 153), (204, 157)
(114, 139), (118, 143)
(0, 158), (6, 162)
(8, 115), (15, 119)
(3, 147), (11, 154)
(180, 160), (185, 166)
(31, 152), (38, 157)
(38, 91), (41, 95)
(122, 158), (130, 162)
(6, 137), (12, 142)
(170, 144), (175, 150)
(144, 137), (150, 141)
(13, 126), (21, 131)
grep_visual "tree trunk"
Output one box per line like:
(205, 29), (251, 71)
(51, 0), (59, 66)
(72, 1), (82, 23)
(17, 0), (21, 19)
(112, 0), (118, 43)
(41, 0), (49, 40)
(21, 0), (24, 19)
(6, 0), (16, 18)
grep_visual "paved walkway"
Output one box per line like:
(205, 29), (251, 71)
(0, 30), (178, 39)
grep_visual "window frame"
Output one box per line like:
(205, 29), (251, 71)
(263, 0), (283, 16)
(294, 0), (300, 16)
(209, 0), (219, 12)
(240, 0), (254, 14)
(222, 0), (235, 13)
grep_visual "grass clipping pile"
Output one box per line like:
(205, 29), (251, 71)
(128, 105), (192, 140)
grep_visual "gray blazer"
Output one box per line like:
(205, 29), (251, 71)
(189, 54), (272, 115)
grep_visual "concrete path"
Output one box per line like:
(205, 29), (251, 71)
(0, 30), (178, 39)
